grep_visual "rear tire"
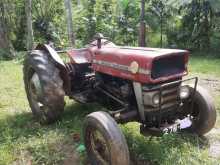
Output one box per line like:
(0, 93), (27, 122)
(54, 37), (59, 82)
(186, 85), (216, 135)
(83, 111), (130, 165)
(23, 50), (65, 124)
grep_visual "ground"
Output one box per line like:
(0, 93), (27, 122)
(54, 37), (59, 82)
(0, 55), (220, 165)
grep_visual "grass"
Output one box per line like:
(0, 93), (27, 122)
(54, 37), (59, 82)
(189, 55), (220, 76)
(0, 55), (220, 165)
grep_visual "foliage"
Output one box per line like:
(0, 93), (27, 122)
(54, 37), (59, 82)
(0, 49), (11, 60)
(0, 0), (26, 51)
(178, 0), (213, 50)
(73, 0), (140, 46)
(148, 0), (174, 47)
(81, 0), (96, 43)
(32, 0), (68, 47)
(165, 0), (220, 50)
(115, 0), (140, 45)
(0, 0), (220, 56)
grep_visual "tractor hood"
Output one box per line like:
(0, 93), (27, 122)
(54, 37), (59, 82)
(91, 46), (189, 84)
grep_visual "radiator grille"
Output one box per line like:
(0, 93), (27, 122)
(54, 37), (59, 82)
(143, 83), (180, 112)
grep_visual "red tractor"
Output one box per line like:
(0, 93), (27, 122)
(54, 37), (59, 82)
(24, 34), (216, 165)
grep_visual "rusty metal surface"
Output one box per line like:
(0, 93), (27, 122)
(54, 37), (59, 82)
(67, 48), (92, 64)
(90, 45), (189, 84)
(35, 44), (65, 67)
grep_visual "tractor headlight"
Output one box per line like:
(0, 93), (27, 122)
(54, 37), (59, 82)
(179, 86), (190, 99)
(152, 93), (160, 105)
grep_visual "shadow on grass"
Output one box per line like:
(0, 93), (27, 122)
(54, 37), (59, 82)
(0, 102), (101, 164)
(0, 102), (101, 143)
(0, 102), (212, 165)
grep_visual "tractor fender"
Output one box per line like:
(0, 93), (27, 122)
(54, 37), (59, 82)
(35, 44), (65, 67)
(35, 44), (71, 95)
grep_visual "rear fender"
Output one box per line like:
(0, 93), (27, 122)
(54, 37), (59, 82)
(35, 44), (71, 95)
(35, 44), (65, 67)
(67, 48), (92, 64)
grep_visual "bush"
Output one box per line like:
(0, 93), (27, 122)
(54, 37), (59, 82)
(0, 49), (12, 60)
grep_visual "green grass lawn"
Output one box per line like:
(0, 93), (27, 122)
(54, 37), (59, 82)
(189, 55), (220, 76)
(0, 55), (220, 165)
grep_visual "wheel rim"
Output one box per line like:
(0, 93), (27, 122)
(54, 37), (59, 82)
(28, 72), (44, 112)
(88, 128), (111, 165)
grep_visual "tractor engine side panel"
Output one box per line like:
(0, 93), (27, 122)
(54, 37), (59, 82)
(91, 47), (189, 84)
(92, 52), (151, 84)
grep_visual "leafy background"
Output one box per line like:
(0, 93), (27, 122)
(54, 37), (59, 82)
(1, 0), (220, 59)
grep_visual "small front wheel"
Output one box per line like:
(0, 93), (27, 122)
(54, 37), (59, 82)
(83, 111), (130, 165)
(185, 85), (217, 135)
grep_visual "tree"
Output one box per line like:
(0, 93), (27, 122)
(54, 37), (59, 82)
(26, 0), (34, 50)
(0, 1), (15, 58)
(0, 15), (11, 57)
(84, 0), (96, 42)
(0, 5), (9, 51)
(117, 0), (139, 45)
(165, 0), (220, 50)
(176, 0), (213, 50)
(32, 0), (65, 46)
(149, 0), (171, 48)
(64, 0), (75, 46)
(139, 0), (146, 47)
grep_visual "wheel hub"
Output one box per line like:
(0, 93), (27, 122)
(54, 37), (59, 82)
(90, 130), (110, 164)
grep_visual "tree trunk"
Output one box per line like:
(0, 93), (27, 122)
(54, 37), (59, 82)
(0, 1), (15, 58)
(25, 0), (34, 51)
(0, 21), (9, 51)
(77, 0), (81, 6)
(139, 0), (146, 47)
(64, 0), (75, 47)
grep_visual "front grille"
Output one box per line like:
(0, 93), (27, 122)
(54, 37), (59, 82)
(142, 83), (180, 112)
(151, 55), (185, 79)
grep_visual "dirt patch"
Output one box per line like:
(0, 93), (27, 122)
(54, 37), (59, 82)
(61, 135), (83, 165)
(194, 75), (220, 159)
(199, 78), (220, 96)
(207, 128), (220, 158)
(63, 149), (80, 165)
(209, 141), (220, 158)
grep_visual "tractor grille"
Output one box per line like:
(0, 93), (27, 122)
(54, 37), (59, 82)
(151, 55), (185, 79)
(142, 83), (180, 112)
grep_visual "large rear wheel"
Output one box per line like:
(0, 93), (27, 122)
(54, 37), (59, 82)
(83, 111), (130, 165)
(23, 50), (65, 124)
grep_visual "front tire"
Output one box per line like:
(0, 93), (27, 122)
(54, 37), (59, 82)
(83, 111), (130, 165)
(23, 50), (65, 124)
(186, 85), (216, 135)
